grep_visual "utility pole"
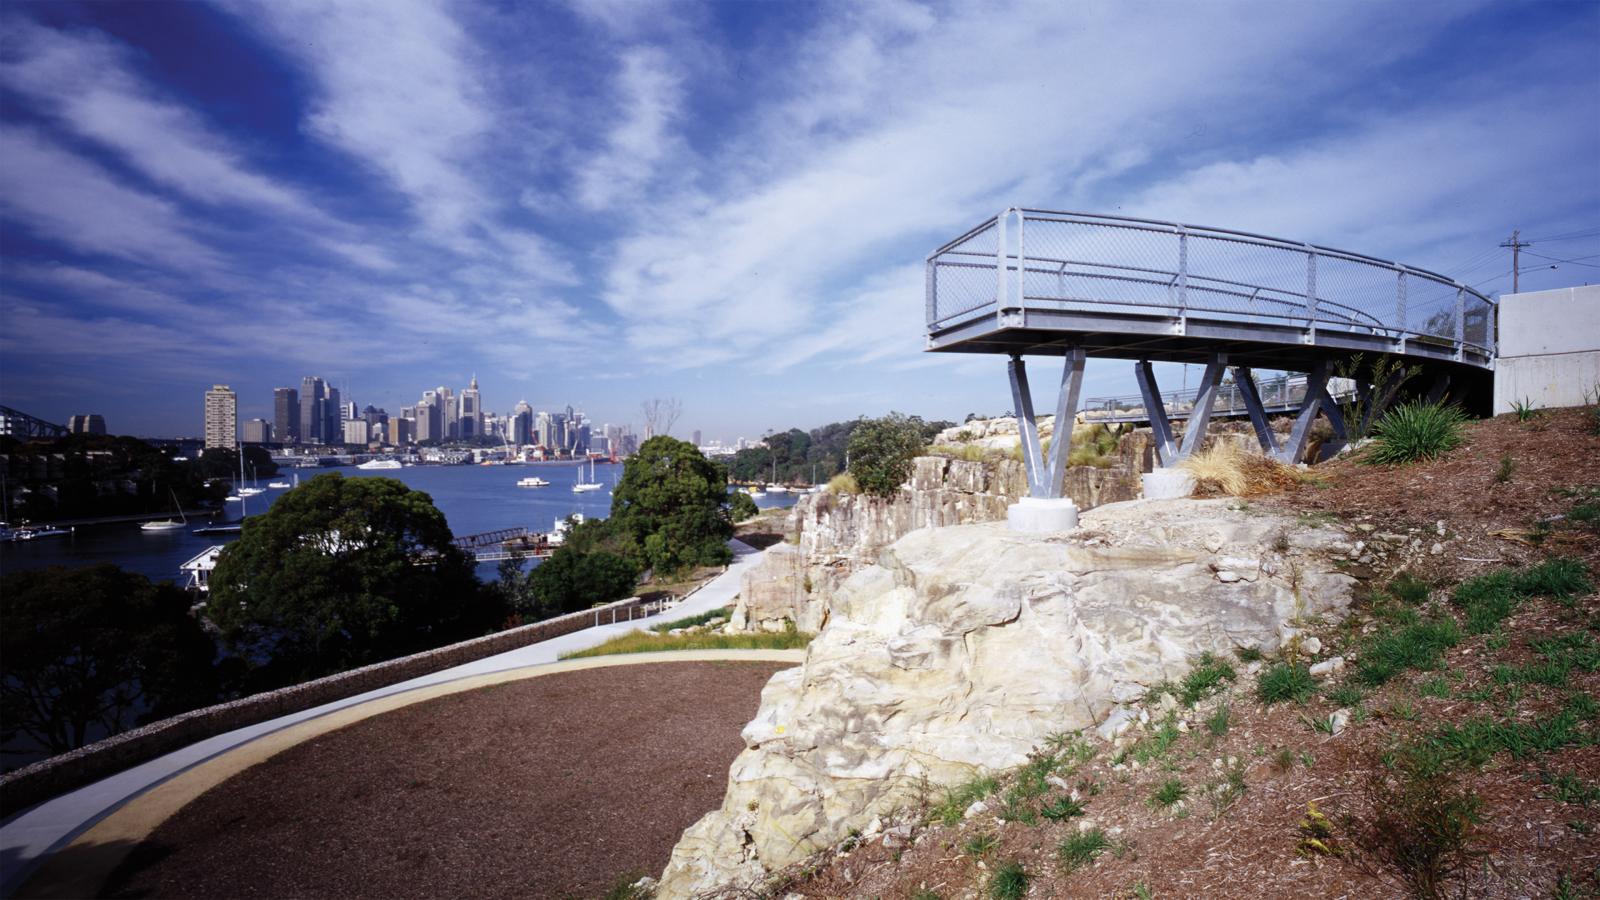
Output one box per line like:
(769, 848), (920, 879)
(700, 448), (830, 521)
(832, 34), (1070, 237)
(1500, 229), (1531, 293)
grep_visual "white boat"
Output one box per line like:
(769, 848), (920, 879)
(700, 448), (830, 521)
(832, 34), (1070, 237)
(748, 489), (766, 499)
(267, 481), (291, 489)
(237, 487), (264, 497)
(766, 484), (789, 493)
(142, 489), (187, 531)
(572, 457), (604, 493)
(357, 458), (403, 470)
(224, 494), (243, 502)
(517, 476), (550, 488)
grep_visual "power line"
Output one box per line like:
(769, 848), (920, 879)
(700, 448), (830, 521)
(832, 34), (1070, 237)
(1522, 250), (1600, 269)
(1521, 227), (1600, 243)
(1500, 229), (1531, 292)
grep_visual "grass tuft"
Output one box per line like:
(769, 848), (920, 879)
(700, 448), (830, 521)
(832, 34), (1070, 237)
(826, 472), (861, 494)
(1057, 829), (1110, 872)
(1179, 652), (1237, 705)
(931, 774), (1000, 826)
(1257, 662), (1316, 704)
(987, 861), (1029, 900)
(1354, 613), (1461, 686)
(1150, 777), (1187, 807)
(649, 606), (731, 634)
(1178, 443), (1304, 496)
(1453, 559), (1593, 633)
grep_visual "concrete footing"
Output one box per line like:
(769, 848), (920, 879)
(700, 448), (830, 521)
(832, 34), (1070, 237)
(1141, 468), (1196, 500)
(1007, 497), (1079, 533)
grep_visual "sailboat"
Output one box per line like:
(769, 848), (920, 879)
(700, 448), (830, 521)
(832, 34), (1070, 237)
(572, 456), (604, 493)
(141, 489), (188, 531)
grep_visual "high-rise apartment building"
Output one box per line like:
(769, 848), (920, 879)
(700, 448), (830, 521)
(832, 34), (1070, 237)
(459, 376), (481, 440)
(388, 417), (413, 446)
(273, 387), (299, 444)
(693, 429), (702, 447)
(204, 384), (237, 449)
(68, 414), (107, 435)
(511, 400), (533, 445)
(416, 391), (442, 443)
(325, 386), (342, 445)
(299, 376), (326, 445)
(436, 386), (457, 439)
(343, 419), (370, 446)
(242, 418), (272, 444)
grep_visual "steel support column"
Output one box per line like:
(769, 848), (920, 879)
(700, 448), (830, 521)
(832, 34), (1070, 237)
(1135, 360), (1177, 466)
(1423, 371), (1453, 405)
(1233, 366), (1281, 457)
(1318, 397), (1350, 460)
(1176, 353), (1228, 460)
(1279, 360), (1332, 464)
(1007, 350), (1087, 499)
(1041, 346), (1088, 499)
(1008, 355), (1046, 496)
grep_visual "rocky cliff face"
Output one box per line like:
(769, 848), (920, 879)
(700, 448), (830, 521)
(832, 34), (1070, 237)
(733, 449), (1146, 634)
(660, 498), (1355, 898)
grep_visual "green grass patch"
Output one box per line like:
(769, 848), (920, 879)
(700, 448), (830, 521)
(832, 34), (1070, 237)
(1388, 572), (1431, 606)
(1258, 662), (1316, 704)
(1040, 796), (1087, 821)
(649, 606), (732, 633)
(559, 628), (811, 659)
(1453, 559), (1593, 633)
(1057, 828), (1110, 872)
(1205, 702), (1232, 737)
(1325, 682), (1366, 708)
(1179, 652), (1237, 705)
(987, 861), (1029, 900)
(1492, 632), (1600, 688)
(962, 831), (999, 857)
(1354, 612), (1461, 686)
(1541, 771), (1600, 806)
(1410, 694), (1599, 773)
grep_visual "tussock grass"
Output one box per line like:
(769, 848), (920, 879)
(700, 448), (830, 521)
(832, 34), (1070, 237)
(1179, 652), (1237, 705)
(1452, 558), (1593, 633)
(1178, 443), (1304, 496)
(1363, 401), (1468, 465)
(987, 861), (1029, 900)
(1057, 828), (1110, 871)
(559, 628), (811, 659)
(826, 472), (861, 494)
(1355, 611), (1461, 686)
(1258, 662), (1317, 704)
(931, 773), (1000, 826)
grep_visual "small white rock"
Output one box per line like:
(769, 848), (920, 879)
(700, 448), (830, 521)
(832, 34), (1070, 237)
(1302, 636), (1323, 655)
(1431, 542), (1444, 555)
(1176, 719), (1190, 733)
(1159, 693), (1179, 713)
(1329, 708), (1351, 736)
(1356, 523), (1376, 533)
(863, 816), (883, 837)
(1216, 570), (1242, 583)
(1247, 660), (1263, 675)
(1436, 520), (1447, 536)
(1309, 656), (1345, 677)
(964, 800), (989, 819)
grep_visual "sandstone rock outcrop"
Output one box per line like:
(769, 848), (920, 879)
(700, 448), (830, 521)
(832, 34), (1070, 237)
(661, 498), (1355, 897)
(732, 451), (1145, 633)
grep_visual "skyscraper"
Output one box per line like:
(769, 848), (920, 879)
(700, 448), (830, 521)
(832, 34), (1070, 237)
(204, 384), (237, 449)
(438, 386), (457, 439)
(512, 400), (532, 445)
(459, 376), (481, 440)
(324, 385), (342, 445)
(299, 376), (326, 445)
(274, 387), (299, 444)
(243, 419), (272, 444)
(68, 414), (107, 435)
(693, 429), (702, 447)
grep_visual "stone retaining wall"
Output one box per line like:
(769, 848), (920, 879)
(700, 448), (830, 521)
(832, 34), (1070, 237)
(0, 596), (642, 819)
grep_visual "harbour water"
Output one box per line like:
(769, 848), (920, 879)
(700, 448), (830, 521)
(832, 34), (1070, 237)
(0, 462), (802, 585)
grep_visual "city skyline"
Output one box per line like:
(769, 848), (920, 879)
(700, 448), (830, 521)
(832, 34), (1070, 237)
(2, 2), (1597, 438)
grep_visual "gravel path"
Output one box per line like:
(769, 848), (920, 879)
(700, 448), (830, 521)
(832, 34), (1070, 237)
(102, 661), (786, 899)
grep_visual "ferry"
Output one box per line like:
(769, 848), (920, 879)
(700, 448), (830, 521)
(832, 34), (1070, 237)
(517, 476), (551, 488)
(267, 480), (291, 489)
(356, 458), (404, 470)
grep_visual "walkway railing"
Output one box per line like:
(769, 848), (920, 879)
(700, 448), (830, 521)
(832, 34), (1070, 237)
(927, 210), (1495, 363)
(1081, 373), (1356, 424)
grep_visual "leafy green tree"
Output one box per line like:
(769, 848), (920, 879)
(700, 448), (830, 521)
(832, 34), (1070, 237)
(729, 490), (759, 522)
(523, 547), (640, 616)
(610, 436), (734, 576)
(847, 412), (935, 497)
(1, 565), (218, 755)
(205, 473), (502, 688)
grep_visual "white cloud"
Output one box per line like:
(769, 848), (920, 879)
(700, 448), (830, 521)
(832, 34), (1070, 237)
(0, 127), (221, 270)
(573, 46), (685, 211)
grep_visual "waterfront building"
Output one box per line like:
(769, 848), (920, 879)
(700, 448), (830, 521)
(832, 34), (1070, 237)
(299, 376), (326, 445)
(512, 401), (533, 446)
(388, 417), (413, 446)
(436, 386), (458, 439)
(203, 384), (237, 450)
(68, 414), (107, 435)
(325, 386), (342, 445)
(242, 418), (272, 444)
(693, 429), (702, 447)
(273, 387), (299, 444)
(460, 376), (482, 440)
(416, 391), (442, 443)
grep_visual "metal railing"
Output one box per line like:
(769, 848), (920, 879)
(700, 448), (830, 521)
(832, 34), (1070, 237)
(927, 210), (1496, 362)
(1081, 373), (1354, 424)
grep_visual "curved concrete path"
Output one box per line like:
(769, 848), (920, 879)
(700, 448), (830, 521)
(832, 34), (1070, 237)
(0, 538), (775, 898)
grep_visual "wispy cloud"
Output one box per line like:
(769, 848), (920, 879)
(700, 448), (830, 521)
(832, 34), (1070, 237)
(574, 46), (685, 211)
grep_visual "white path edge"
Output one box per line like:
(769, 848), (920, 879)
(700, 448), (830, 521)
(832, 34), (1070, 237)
(0, 537), (768, 897)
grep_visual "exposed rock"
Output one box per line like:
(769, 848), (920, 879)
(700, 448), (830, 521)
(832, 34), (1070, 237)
(658, 499), (1355, 897)
(1329, 708), (1352, 736)
(1302, 636), (1323, 655)
(1309, 656), (1345, 677)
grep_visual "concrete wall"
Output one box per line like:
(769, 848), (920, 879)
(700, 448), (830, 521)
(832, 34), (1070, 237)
(1493, 285), (1600, 414)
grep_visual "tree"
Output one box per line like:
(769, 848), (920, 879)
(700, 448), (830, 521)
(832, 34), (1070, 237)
(641, 396), (683, 437)
(729, 490), (759, 522)
(524, 547), (640, 616)
(205, 473), (503, 688)
(610, 436), (733, 576)
(1, 565), (218, 755)
(847, 412), (935, 498)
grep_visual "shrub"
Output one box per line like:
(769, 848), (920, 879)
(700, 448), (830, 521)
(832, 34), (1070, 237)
(1362, 401), (1468, 465)
(1057, 828), (1110, 871)
(1151, 777), (1187, 807)
(1258, 662), (1316, 704)
(847, 412), (933, 498)
(1179, 443), (1302, 496)
(1360, 751), (1484, 899)
(728, 490), (759, 521)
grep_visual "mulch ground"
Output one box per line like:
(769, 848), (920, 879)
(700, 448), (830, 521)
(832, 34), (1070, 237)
(103, 661), (787, 900)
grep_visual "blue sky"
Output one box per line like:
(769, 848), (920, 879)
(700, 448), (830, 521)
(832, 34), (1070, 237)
(1, 0), (1597, 441)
